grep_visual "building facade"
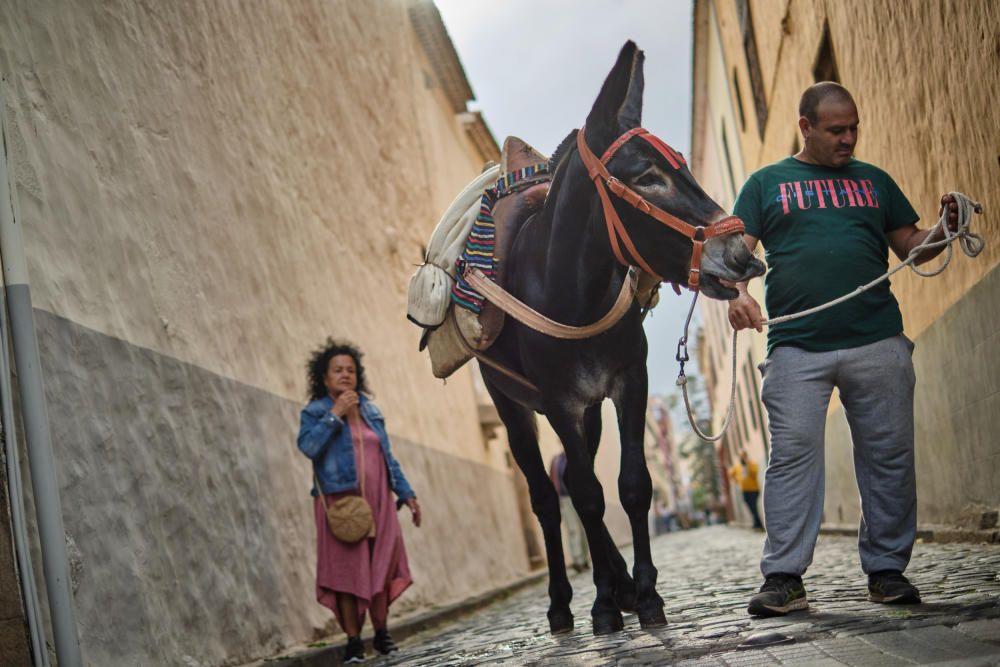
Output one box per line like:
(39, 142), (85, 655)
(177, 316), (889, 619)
(691, 0), (770, 527)
(646, 396), (689, 527)
(692, 0), (1000, 532)
(0, 1), (542, 664)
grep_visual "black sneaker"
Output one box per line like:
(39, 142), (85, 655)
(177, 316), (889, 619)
(373, 629), (398, 655)
(747, 573), (809, 616)
(868, 570), (921, 604)
(344, 635), (365, 664)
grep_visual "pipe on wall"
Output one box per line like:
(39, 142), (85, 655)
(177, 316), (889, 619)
(0, 80), (82, 667)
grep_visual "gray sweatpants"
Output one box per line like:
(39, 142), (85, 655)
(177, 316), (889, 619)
(759, 334), (916, 578)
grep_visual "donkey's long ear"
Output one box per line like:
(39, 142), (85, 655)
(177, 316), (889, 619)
(619, 49), (644, 129)
(585, 41), (644, 151)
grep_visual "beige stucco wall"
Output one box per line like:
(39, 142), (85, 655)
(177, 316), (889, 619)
(0, 0), (497, 464)
(0, 2), (534, 665)
(694, 0), (1000, 530)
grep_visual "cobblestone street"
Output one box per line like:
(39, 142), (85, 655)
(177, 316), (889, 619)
(376, 526), (1000, 666)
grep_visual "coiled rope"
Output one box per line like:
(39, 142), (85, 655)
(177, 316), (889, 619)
(677, 191), (985, 442)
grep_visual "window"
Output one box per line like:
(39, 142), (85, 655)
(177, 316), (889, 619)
(716, 303), (727, 353)
(721, 122), (738, 200)
(732, 68), (747, 132)
(734, 0), (768, 139)
(746, 350), (769, 458)
(736, 383), (750, 443)
(743, 360), (759, 432)
(813, 21), (840, 83)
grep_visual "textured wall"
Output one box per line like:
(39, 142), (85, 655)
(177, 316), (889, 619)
(25, 311), (530, 666)
(0, 1), (533, 665)
(697, 0), (1000, 529)
(0, 0), (497, 462)
(825, 261), (1000, 528)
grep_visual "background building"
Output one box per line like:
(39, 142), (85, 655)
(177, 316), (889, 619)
(691, 0), (999, 533)
(0, 1), (545, 664)
(646, 396), (683, 522)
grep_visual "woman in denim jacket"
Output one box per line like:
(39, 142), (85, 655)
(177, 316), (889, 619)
(298, 339), (420, 663)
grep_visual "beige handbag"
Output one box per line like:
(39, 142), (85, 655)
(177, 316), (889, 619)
(316, 411), (376, 543)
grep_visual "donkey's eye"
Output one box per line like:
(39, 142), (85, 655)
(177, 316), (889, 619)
(634, 172), (661, 188)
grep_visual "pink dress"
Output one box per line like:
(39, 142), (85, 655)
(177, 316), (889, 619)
(314, 420), (412, 627)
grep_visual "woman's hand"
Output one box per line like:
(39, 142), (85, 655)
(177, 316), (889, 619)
(406, 497), (422, 527)
(331, 391), (359, 418)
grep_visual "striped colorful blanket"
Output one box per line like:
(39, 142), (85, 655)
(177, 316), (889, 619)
(452, 162), (550, 313)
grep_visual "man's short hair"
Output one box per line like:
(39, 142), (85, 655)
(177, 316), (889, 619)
(799, 82), (855, 124)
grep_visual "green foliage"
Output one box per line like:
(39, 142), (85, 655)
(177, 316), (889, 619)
(689, 485), (707, 512)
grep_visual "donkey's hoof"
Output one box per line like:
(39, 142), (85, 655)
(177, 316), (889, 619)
(548, 609), (574, 635)
(638, 607), (668, 629)
(592, 611), (624, 635)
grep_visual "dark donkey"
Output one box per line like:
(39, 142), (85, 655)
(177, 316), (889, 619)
(477, 42), (765, 635)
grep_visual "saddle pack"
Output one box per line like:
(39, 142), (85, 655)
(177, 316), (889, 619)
(407, 136), (660, 379)
(407, 137), (550, 378)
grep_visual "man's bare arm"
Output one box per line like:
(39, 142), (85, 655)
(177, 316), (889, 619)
(886, 194), (960, 264)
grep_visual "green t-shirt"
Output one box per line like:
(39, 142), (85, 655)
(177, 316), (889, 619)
(734, 156), (919, 355)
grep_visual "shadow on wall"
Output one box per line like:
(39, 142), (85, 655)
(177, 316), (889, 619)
(29, 310), (533, 664)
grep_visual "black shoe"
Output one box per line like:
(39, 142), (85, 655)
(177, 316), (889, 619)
(344, 635), (365, 664)
(868, 570), (921, 604)
(373, 629), (398, 655)
(748, 573), (809, 616)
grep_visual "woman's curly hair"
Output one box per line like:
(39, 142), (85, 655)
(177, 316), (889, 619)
(305, 338), (370, 401)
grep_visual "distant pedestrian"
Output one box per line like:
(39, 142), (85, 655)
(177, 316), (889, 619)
(727, 82), (959, 617)
(654, 499), (674, 534)
(729, 449), (763, 530)
(549, 452), (589, 572)
(297, 339), (421, 663)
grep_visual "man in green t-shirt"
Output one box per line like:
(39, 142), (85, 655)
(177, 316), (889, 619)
(727, 82), (959, 617)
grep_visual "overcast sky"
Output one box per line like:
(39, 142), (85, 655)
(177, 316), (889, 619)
(434, 0), (702, 403)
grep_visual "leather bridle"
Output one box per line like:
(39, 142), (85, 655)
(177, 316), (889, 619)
(576, 127), (745, 290)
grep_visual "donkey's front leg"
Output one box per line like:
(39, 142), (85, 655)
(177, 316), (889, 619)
(583, 403), (636, 613)
(613, 364), (667, 628)
(548, 406), (623, 635)
(484, 380), (573, 633)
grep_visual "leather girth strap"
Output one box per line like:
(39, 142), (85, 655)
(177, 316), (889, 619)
(464, 266), (639, 340)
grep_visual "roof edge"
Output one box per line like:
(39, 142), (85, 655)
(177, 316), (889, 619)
(408, 0), (476, 114)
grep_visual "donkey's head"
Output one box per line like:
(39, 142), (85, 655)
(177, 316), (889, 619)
(577, 41), (764, 299)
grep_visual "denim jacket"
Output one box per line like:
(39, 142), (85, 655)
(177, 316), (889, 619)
(297, 394), (416, 502)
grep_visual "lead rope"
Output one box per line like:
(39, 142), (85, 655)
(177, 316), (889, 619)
(678, 191), (984, 441)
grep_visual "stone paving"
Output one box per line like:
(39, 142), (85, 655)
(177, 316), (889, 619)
(374, 526), (1000, 666)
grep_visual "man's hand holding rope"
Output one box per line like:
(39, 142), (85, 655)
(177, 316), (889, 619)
(886, 194), (960, 265)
